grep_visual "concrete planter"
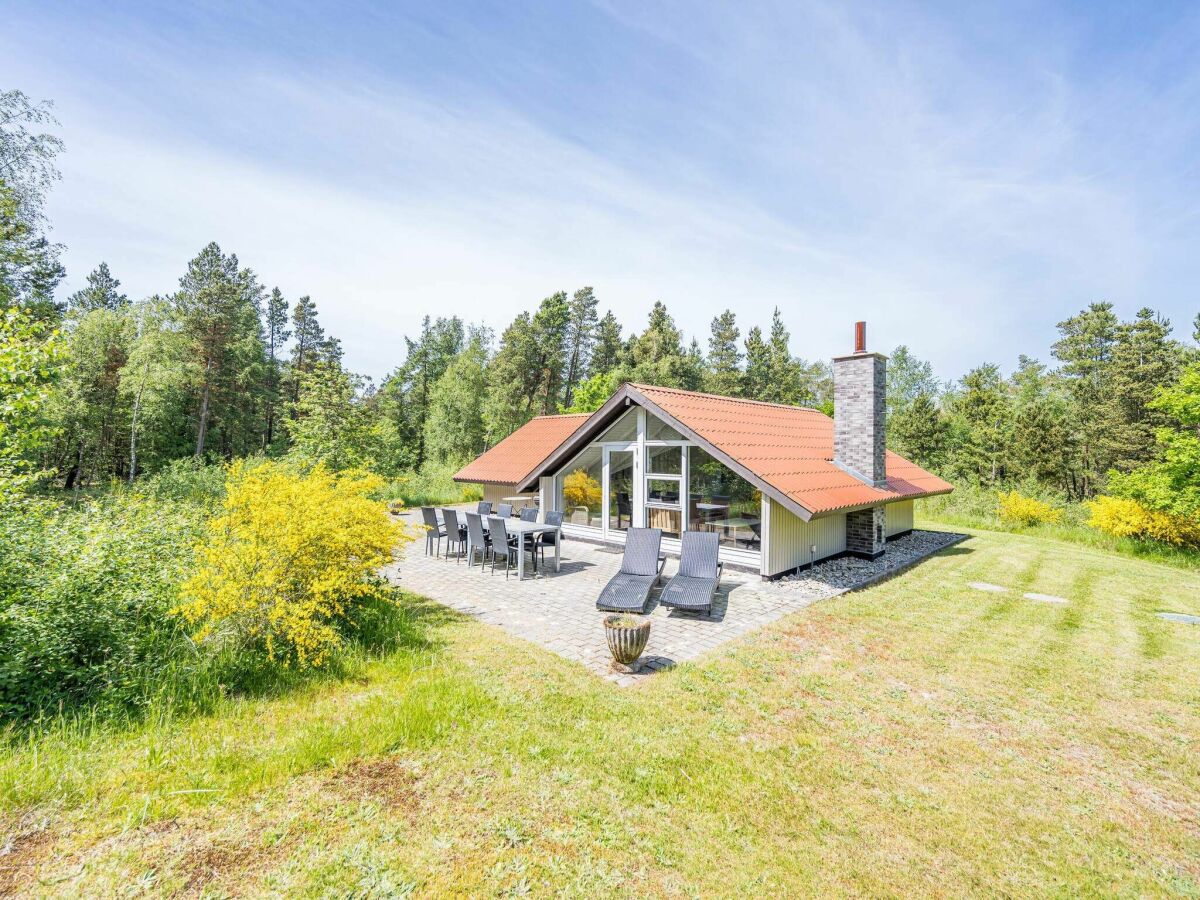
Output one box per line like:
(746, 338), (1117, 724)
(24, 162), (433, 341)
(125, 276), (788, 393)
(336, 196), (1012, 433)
(604, 615), (650, 673)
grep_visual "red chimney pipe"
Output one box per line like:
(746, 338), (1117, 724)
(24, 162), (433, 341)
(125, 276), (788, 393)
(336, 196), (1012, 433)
(854, 321), (866, 354)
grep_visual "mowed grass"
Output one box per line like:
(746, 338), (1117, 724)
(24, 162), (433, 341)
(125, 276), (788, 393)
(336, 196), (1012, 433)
(2, 528), (1199, 896)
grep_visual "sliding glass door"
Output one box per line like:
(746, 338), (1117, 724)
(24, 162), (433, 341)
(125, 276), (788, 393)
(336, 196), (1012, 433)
(603, 446), (635, 538)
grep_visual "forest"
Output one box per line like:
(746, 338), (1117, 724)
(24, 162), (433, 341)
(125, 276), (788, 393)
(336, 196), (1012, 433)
(3, 87), (1199, 722)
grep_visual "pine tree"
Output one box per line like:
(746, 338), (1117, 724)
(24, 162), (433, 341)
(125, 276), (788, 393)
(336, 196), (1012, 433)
(890, 393), (949, 471)
(288, 295), (325, 402)
(262, 287), (290, 449)
(706, 309), (742, 397)
(1008, 356), (1073, 490)
(173, 242), (265, 459)
(742, 325), (770, 400)
(1108, 308), (1183, 471)
(561, 286), (598, 408)
(589, 310), (624, 376)
(763, 308), (802, 404)
(67, 262), (127, 312)
(528, 291), (570, 414)
(947, 364), (1011, 484)
(1052, 302), (1120, 498)
(483, 311), (541, 443)
(621, 301), (690, 388)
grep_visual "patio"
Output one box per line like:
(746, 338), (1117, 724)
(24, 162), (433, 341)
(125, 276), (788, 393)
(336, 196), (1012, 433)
(386, 507), (966, 685)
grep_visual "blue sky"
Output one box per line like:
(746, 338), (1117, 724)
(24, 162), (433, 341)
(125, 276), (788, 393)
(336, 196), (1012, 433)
(5, 1), (1199, 380)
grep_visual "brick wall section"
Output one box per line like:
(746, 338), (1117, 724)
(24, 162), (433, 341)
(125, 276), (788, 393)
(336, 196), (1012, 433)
(832, 352), (887, 487)
(845, 505), (886, 558)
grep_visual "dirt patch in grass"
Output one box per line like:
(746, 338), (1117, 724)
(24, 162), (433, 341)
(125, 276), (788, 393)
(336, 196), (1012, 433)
(0, 814), (54, 897)
(328, 755), (424, 812)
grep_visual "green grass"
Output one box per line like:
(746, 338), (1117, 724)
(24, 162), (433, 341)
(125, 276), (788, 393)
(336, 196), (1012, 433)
(919, 491), (1200, 571)
(3, 529), (1199, 895)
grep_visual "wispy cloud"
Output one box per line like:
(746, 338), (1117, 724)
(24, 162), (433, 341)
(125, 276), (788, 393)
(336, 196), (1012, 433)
(5, 0), (1199, 379)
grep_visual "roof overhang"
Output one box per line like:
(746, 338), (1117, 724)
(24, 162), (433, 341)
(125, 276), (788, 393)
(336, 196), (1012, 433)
(517, 383), (821, 522)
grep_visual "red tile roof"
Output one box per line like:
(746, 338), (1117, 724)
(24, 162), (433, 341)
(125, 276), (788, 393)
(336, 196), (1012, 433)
(630, 384), (952, 516)
(453, 414), (591, 485)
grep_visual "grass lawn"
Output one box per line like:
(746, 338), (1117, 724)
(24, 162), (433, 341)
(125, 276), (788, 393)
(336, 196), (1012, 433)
(2, 525), (1199, 896)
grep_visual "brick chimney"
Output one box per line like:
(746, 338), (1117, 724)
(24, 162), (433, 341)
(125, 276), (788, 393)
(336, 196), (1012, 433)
(832, 321), (887, 488)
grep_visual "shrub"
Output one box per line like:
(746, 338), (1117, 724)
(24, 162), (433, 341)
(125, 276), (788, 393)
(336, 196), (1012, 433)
(997, 491), (1063, 526)
(377, 463), (482, 509)
(0, 493), (205, 720)
(562, 468), (601, 510)
(176, 461), (412, 667)
(1087, 496), (1200, 548)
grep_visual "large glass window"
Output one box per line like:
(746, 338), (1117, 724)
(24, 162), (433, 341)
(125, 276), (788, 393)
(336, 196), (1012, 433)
(556, 446), (603, 527)
(646, 444), (682, 475)
(687, 446), (761, 550)
(647, 417), (683, 441)
(597, 408), (638, 443)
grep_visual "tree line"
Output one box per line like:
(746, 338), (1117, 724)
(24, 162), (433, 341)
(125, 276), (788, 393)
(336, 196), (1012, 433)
(3, 88), (1199, 523)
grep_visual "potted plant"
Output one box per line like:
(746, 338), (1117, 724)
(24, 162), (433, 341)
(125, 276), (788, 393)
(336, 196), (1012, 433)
(604, 614), (651, 673)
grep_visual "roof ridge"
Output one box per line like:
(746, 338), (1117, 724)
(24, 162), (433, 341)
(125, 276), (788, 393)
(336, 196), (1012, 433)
(531, 412), (592, 419)
(629, 382), (829, 415)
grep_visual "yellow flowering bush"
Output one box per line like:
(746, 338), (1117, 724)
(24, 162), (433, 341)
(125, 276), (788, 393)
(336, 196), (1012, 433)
(562, 468), (601, 510)
(175, 461), (412, 667)
(1087, 496), (1200, 548)
(997, 491), (1063, 526)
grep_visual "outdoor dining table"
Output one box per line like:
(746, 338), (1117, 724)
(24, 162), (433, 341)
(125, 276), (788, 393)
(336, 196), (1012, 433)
(504, 520), (560, 580)
(458, 516), (560, 580)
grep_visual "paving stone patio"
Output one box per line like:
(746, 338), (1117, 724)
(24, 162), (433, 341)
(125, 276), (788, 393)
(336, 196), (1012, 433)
(385, 508), (965, 685)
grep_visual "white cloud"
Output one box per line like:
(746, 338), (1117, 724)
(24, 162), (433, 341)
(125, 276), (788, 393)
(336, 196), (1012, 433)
(14, 0), (1200, 382)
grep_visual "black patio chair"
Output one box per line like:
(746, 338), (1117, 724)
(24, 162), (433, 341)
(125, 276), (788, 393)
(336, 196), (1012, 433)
(477, 500), (493, 516)
(519, 506), (538, 522)
(616, 492), (631, 529)
(659, 531), (723, 616)
(497, 502), (514, 519)
(487, 516), (529, 578)
(441, 508), (467, 562)
(745, 518), (762, 550)
(464, 512), (490, 570)
(420, 507), (446, 557)
(596, 528), (666, 614)
(538, 509), (564, 567)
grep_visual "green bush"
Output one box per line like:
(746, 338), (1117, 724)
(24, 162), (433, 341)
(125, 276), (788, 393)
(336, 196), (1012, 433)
(0, 493), (207, 721)
(139, 457), (228, 507)
(377, 464), (482, 509)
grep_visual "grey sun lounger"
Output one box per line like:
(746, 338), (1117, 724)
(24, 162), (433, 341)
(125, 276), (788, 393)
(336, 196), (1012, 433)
(596, 527), (666, 613)
(659, 531), (722, 615)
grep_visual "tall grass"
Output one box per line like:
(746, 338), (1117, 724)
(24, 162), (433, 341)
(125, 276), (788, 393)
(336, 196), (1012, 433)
(918, 484), (1200, 570)
(377, 463), (483, 509)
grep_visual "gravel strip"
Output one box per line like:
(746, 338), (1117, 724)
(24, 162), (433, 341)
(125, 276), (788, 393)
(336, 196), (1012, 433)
(773, 530), (967, 596)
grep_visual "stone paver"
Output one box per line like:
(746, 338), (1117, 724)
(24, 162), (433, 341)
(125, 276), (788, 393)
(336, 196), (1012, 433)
(1158, 612), (1200, 625)
(387, 509), (963, 684)
(1024, 592), (1069, 604)
(969, 581), (1008, 593)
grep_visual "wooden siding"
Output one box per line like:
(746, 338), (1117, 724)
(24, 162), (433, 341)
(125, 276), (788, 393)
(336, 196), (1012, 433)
(885, 500), (914, 536)
(763, 498), (846, 577)
(482, 483), (534, 506)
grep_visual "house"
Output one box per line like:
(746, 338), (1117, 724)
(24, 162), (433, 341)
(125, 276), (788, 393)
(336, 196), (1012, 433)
(453, 323), (953, 578)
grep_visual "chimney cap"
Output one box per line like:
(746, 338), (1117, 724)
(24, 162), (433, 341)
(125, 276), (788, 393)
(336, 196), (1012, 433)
(854, 321), (866, 354)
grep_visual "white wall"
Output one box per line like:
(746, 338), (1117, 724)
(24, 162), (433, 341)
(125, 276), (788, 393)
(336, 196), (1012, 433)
(762, 497), (847, 577)
(885, 500), (914, 536)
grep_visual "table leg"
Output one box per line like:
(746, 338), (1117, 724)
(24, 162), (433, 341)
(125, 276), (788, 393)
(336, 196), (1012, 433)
(554, 529), (561, 572)
(517, 533), (525, 580)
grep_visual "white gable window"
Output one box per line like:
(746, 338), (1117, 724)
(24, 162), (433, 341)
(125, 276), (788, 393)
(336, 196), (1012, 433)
(548, 403), (762, 561)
